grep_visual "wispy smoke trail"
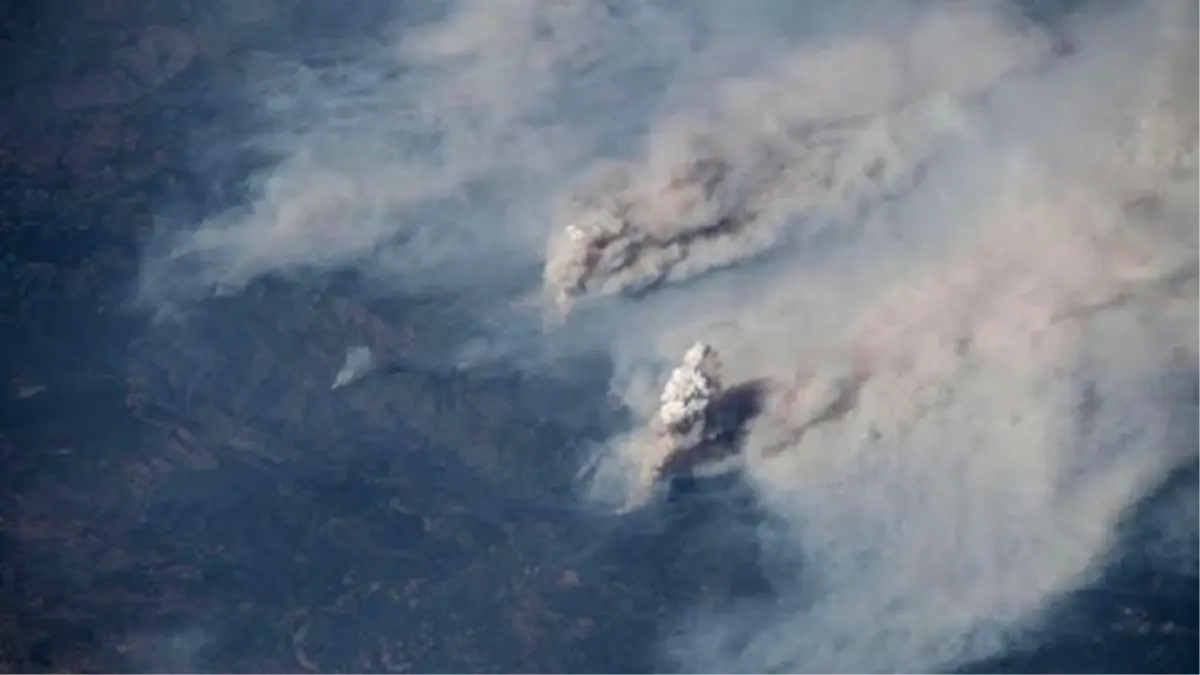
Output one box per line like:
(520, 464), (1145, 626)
(138, 0), (1198, 671)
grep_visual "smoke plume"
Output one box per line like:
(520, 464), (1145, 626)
(138, 0), (1198, 671)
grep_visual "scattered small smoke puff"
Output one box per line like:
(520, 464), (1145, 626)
(541, 3), (1056, 314)
(331, 345), (373, 390)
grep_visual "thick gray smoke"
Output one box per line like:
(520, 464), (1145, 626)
(542, 3), (1057, 312)
(138, 0), (1198, 672)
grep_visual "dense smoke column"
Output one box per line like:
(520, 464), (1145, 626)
(609, 342), (716, 510)
(541, 5), (1056, 316)
(540, 111), (938, 315)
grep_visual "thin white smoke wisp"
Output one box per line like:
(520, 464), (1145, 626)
(136, 0), (1198, 672)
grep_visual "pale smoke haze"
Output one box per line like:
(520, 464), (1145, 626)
(137, 0), (1198, 672)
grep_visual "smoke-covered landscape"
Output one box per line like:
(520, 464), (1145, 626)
(1, 0), (1196, 672)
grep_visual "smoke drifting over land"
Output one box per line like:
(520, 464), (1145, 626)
(138, 0), (1198, 671)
